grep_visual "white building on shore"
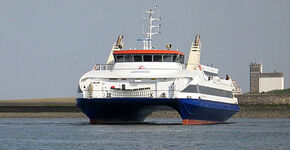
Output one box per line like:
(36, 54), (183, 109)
(250, 62), (284, 93)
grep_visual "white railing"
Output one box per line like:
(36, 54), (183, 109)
(93, 64), (114, 70)
(81, 89), (176, 99)
(92, 63), (186, 71)
(110, 88), (152, 98)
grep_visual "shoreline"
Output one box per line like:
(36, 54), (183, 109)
(0, 105), (289, 119)
(0, 97), (289, 119)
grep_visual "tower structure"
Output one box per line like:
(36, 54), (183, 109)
(250, 62), (262, 93)
(186, 34), (201, 70)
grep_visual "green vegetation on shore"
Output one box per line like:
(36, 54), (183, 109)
(261, 88), (290, 95)
(247, 88), (290, 95)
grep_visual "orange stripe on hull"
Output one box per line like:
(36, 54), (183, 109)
(182, 119), (222, 125)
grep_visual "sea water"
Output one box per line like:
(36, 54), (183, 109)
(0, 118), (289, 150)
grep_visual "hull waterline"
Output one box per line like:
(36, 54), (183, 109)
(76, 98), (239, 125)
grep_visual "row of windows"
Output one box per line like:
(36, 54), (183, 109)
(182, 85), (233, 98)
(114, 54), (184, 63)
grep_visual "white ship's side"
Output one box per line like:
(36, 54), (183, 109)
(76, 7), (239, 125)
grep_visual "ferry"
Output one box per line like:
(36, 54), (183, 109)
(76, 7), (239, 125)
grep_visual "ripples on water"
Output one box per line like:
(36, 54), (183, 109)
(0, 118), (289, 150)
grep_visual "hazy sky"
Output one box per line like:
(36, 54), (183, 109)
(0, 0), (289, 99)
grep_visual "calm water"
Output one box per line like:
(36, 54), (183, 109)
(0, 118), (289, 150)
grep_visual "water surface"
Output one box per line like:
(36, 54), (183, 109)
(0, 118), (289, 150)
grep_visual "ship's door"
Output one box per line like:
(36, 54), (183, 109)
(156, 81), (174, 98)
(169, 82), (175, 98)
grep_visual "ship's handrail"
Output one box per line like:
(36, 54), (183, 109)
(92, 64), (184, 71)
(93, 64), (112, 70)
(80, 89), (180, 98)
(92, 63), (208, 71)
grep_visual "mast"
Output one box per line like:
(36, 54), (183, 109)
(139, 6), (161, 50)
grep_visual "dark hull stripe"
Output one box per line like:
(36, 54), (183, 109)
(76, 98), (239, 124)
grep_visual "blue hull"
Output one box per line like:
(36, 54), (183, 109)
(76, 98), (239, 125)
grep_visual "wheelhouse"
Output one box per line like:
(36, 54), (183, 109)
(113, 50), (185, 63)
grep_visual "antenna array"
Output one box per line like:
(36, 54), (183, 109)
(138, 6), (161, 50)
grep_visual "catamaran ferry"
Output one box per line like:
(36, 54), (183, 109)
(76, 7), (239, 125)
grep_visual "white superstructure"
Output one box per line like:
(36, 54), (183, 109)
(78, 6), (238, 106)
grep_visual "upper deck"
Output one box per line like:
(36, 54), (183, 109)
(113, 50), (185, 63)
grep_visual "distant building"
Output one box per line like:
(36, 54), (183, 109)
(250, 62), (284, 93)
(232, 80), (242, 95)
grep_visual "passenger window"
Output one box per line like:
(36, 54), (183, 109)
(134, 55), (142, 62)
(163, 55), (172, 62)
(153, 55), (162, 62)
(144, 55), (152, 62)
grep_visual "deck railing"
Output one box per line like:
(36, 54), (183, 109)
(92, 63), (212, 71)
(91, 64), (186, 71)
(110, 88), (152, 98)
(80, 89), (177, 99)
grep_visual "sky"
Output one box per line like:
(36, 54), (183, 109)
(0, 0), (289, 100)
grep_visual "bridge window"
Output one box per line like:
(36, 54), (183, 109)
(173, 55), (177, 62)
(114, 54), (184, 63)
(153, 55), (162, 62)
(125, 55), (133, 62)
(144, 55), (152, 62)
(116, 55), (125, 62)
(163, 55), (172, 62)
(180, 55), (184, 63)
(134, 55), (142, 62)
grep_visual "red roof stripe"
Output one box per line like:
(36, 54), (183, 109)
(113, 50), (184, 55)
